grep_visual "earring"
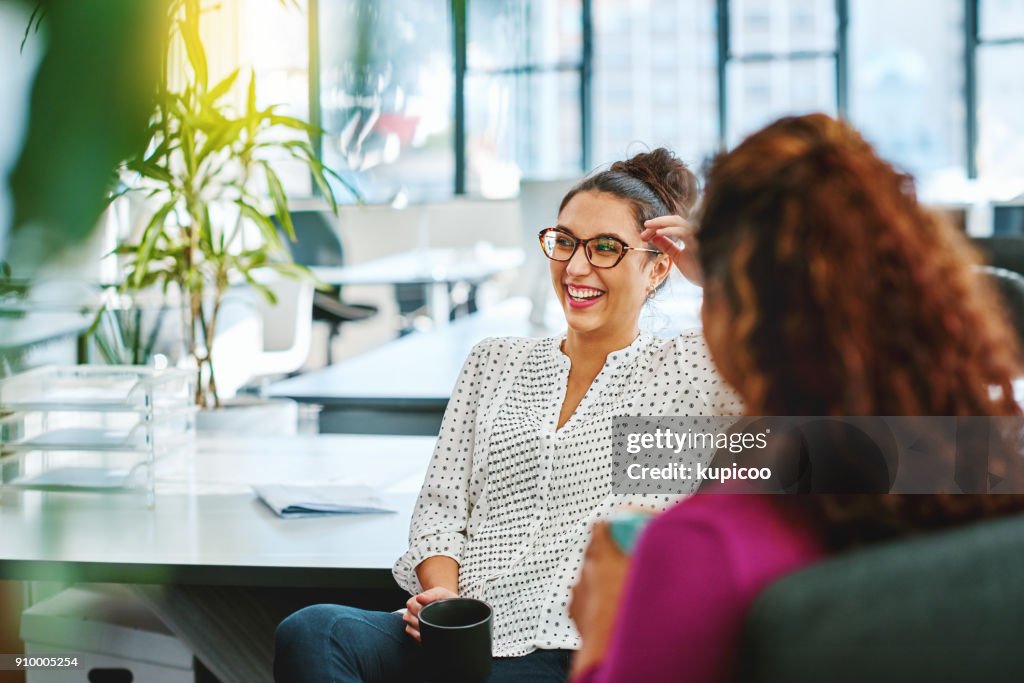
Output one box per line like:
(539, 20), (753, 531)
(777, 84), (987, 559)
(647, 289), (656, 301)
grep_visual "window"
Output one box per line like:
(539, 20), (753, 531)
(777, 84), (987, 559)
(848, 0), (965, 179)
(976, 0), (1024, 179)
(299, 0), (1024, 202)
(465, 0), (585, 197)
(317, 0), (454, 203)
(239, 0), (313, 197)
(980, 0), (1024, 40)
(724, 0), (839, 147)
(592, 0), (719, 171)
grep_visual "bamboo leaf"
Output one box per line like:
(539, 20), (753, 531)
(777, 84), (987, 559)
(133, 161), (174, 184)
(131, 269), (174, 290)
(199, 204), (214, 254)
(196, 119), (244, 167)
(241, 270), (277, 305)
(236, 199), (285, 251)
(269, 261), (316, 283)
(142, 305), (169, 361)
(102, 304), (128, 363)
(246, 71), (258, 136)
(261, 139), (315, 155)
(206, 67), (240, 104)
(321, 163), (360, 203)
(142, 135), (173, 168)
(267, 114), (316, 134)
(180, 125), (196, 175)
(20, 4), (46, 54)
(179, 0), (207, 91)
(260, 161), (292, 241)
(91, 314), (120, 364)
(85, 303), (109, 341)
(308, 158), (338, 214)
(132, 201), (176, 289)
(238, 249), (271, 269)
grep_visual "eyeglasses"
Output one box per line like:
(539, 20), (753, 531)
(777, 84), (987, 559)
(538, 228), (660, 269)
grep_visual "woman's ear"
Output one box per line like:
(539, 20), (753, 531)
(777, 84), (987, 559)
(649, 253), (672, 291)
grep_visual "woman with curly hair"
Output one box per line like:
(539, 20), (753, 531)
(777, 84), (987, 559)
(569, 113), (1024, 683)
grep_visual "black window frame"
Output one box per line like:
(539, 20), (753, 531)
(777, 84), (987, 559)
(308, 0), (1017, 200)
(715, 0), (849, 151)
(966, 0), (1024, 178)
(454, 0), (592, 194)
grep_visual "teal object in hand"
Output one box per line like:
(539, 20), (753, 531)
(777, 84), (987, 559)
(608, 512), (653, 554)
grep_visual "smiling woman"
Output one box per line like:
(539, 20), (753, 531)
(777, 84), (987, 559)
(547, 192), (669, 341)
(273, 149), (741, 683)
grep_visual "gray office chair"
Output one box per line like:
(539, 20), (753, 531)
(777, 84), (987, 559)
(971, 236), (1024, 278)
(274, 211), (377, 365)
(993, 203), (1024, 236)
(979, 265), (1024, 344)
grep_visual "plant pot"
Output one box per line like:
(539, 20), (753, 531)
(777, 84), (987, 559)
(195, 397), (298, 435)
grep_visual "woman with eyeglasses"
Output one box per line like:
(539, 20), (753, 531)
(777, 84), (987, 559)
(273, 149), (740, 683)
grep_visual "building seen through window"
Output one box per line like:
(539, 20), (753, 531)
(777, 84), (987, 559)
(238, 0), (1024, 201)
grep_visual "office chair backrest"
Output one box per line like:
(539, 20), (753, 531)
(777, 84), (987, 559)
(971, 236), (1024, 277)
(994, 203), (1024, 236)
(276, 210), (345, 267)
(252, 276), (313, 354)
(979, 265), (1024, 344)
(740, 513), (1024, 683)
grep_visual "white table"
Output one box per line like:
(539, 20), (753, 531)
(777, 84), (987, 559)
(270, 288), (704, 435)
(310, 246), (524, 327)
(0, 433), (434, 589)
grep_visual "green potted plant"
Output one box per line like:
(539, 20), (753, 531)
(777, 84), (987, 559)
(110, 0), (353, 411)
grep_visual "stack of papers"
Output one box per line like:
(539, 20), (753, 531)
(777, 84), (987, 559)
(253, 484), (396, 518)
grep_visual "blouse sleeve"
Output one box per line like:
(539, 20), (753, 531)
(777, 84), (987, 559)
(392, 338), (493, 595)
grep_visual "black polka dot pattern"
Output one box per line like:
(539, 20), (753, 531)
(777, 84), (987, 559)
(392, 330), (741, 656)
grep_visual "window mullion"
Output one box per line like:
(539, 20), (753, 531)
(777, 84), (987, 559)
(966, 0), (979, 179)
(836, 0), (849, 118)
(717, 0), (730, 151)
(581, 0), (593, 171)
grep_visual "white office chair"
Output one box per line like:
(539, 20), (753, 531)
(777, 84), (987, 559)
(207, 294), (262, 402)
(209, 272), (314, 400)
(249, 273), (314, 381)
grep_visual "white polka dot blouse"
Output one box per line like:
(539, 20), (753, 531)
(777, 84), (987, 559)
(393, 330), (742, 657)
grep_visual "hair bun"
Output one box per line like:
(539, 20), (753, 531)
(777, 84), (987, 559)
(610, 148), (698, 216)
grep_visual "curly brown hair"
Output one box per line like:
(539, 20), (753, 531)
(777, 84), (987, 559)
(696, 113), (1024, 548)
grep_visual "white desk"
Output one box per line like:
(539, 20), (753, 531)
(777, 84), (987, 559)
(0, 433), (434, 589)
(310, 246), (524, 327)
(270, 289), (704, 435)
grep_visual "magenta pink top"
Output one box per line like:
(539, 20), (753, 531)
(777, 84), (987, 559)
(574, 495), (826, 683)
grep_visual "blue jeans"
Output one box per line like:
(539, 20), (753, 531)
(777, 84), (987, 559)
(274, 604), (572, 683)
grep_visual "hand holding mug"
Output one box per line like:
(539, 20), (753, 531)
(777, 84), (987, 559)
(404, 586), (458, 642)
